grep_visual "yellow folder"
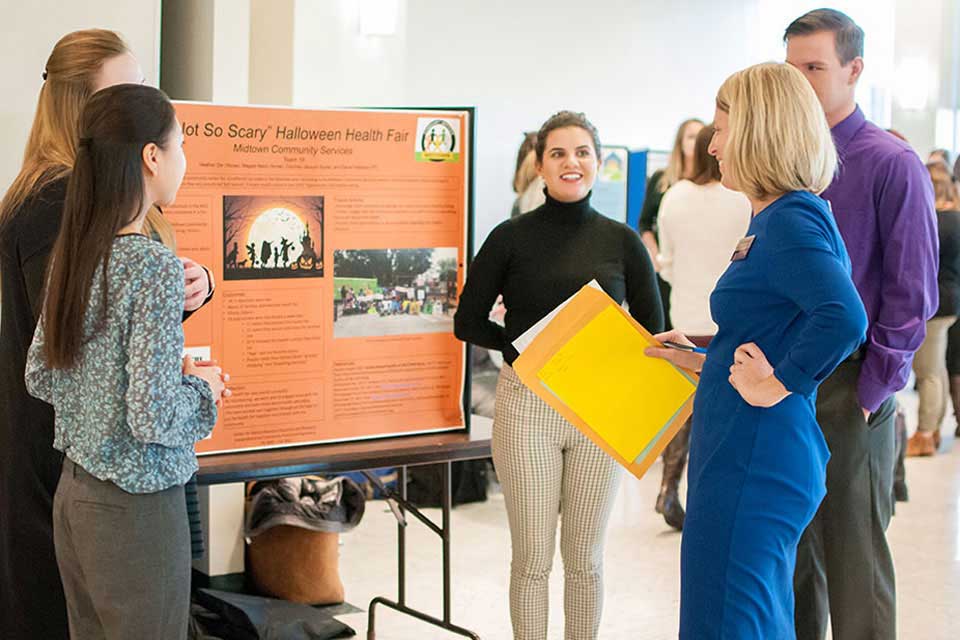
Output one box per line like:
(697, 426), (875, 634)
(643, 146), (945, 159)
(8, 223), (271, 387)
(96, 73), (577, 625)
(512, 284), (698, 480)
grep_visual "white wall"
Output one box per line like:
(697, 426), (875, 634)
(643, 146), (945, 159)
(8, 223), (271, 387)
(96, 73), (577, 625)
(250, 0), (295, 106)
(211, 0), (251, 104)
(890, 0), (958, 155)
(1, 1), (928, 243)
(292, 0), (409, 108)
(291, 0), (895, 244)
(0, 0), (162, 192)
(160, 0), (214, 101)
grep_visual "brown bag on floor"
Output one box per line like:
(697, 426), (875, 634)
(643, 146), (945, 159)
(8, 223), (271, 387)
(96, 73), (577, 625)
(247, 525), (343, 605)
(244, 476), (365, 605)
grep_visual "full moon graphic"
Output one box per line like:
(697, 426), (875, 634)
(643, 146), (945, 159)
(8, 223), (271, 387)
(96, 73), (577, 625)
(246, 207), (306, 267)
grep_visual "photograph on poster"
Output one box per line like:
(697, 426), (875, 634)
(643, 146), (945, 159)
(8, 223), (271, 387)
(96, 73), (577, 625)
(222, 195), (325, 280)
(333, 247), (459, 338)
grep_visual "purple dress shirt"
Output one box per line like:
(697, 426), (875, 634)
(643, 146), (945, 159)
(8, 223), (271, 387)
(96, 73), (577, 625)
(822, 106), (939, 412)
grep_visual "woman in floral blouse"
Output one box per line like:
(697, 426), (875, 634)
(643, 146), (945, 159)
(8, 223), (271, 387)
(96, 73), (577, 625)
(25, 83), (224, 640)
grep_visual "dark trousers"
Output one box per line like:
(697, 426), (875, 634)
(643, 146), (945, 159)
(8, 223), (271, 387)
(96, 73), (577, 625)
(794, 361), (897, 640)
(0, 412), (67, 640)
(54, 459), (191, 640)
(946, 315), (960, 375)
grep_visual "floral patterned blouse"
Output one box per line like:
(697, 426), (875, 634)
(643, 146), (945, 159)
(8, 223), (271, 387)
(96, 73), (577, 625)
(25, 235), (216, 494)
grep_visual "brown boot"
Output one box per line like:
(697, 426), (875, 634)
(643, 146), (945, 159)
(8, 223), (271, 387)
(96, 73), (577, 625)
(906, 431), (936, 457)
(655, 421), (691, 531)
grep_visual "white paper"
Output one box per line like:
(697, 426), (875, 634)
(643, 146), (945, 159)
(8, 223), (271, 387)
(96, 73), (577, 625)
(183, 346), (212, 361)
(511, 279), (603, 355)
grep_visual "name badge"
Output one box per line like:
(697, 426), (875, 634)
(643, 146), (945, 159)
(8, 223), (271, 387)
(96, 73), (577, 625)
(731, 235), (756, 262)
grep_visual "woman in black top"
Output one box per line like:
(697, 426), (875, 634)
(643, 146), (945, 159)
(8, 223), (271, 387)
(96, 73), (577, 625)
(455, 111), (661, 640)
(0, 30), (214, 640)
(909, 162), (960, 456)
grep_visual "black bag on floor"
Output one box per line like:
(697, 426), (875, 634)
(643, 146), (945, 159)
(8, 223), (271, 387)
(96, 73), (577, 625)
(405, 460), (489, 507)
(193, 589), (355, 640)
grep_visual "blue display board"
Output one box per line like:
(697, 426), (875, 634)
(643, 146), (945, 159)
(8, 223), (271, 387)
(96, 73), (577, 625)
(626, 150), (648, 230)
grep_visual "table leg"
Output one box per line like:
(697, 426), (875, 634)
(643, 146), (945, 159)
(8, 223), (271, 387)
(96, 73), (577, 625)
(365, 463), (480, 639)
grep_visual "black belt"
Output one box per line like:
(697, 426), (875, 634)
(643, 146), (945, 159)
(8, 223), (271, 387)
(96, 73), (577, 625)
(845, 346), (867, 363)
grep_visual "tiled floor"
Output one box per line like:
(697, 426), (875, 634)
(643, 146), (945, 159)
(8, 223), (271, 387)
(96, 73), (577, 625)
(336, 390), (959, 639)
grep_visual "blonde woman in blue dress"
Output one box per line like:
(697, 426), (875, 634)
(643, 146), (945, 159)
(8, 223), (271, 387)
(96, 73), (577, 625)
(647, 63), (867, 639)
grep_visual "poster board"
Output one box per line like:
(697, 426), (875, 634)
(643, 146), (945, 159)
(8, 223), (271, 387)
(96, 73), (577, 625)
(166, 103), (473, 455)
(625, 148), (673, 231)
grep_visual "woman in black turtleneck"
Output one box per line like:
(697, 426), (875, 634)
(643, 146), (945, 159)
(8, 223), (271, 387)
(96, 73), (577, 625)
(455, 111), (662, 640)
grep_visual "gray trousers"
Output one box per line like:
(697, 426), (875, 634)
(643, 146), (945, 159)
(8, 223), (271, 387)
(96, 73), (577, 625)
(794, 360), (897, 640)
(54, 458), (191, 640)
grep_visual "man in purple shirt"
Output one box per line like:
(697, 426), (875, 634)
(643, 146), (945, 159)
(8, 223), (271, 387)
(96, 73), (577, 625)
(784, 9), (938, 640)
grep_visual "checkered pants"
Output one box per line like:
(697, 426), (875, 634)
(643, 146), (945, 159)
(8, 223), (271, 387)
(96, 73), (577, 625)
(493, 365), (621, 640)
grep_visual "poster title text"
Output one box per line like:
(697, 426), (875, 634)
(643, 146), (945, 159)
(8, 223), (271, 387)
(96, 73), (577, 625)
(182, 122), (412, 144)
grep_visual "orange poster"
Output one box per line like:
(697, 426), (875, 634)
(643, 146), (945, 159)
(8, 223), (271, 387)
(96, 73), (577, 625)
(166, 103), (471, 455)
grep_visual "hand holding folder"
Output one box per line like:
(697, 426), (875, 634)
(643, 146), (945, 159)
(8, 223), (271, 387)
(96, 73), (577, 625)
(511, 282), (698, 480)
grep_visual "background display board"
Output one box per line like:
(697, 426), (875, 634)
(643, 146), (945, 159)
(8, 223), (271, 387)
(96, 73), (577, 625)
(593, 145), (630, 224)
(166, 103), (473, 455)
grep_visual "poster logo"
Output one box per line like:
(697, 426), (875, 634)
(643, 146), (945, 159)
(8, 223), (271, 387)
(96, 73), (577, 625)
(415, 118), (460, 162)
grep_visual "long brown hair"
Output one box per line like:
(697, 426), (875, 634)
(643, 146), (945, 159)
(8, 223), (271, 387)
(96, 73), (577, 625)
(512, 132), (537, 193)
(0, 29), (175, 246)
(43, 84), (178, 369)
(658, 118), (705, 192)
(690, 124), (721, 186)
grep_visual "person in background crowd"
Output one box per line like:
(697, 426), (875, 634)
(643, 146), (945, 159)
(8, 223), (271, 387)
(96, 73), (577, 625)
(639, 118), (704, 334)
(513, 148), (547, 217)
(653, 123), (751, 530)
(929, 148), (953, 171)
(948, 150), (960, 441)
(510, 131), (544, 218)
(907, 162), (960, 456)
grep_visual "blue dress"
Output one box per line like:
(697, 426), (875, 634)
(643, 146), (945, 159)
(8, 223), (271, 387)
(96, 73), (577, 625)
(679, 191), (867, 639)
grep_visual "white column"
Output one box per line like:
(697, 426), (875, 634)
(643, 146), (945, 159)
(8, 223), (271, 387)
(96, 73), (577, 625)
(193, 482), (248, 577)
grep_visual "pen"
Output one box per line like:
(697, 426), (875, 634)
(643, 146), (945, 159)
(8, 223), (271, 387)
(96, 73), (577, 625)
(663, 341), (708, 355)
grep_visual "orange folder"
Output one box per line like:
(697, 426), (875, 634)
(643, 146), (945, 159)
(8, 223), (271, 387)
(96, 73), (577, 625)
(512, 284), (698, 480)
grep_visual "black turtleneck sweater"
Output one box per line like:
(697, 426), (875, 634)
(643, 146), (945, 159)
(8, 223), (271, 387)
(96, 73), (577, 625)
(455, 191), (663, 364)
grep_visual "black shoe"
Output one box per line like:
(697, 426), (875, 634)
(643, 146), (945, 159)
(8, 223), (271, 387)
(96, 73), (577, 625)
(655, 489), (685, 531)
(893, 480), (909, 502)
